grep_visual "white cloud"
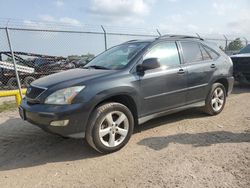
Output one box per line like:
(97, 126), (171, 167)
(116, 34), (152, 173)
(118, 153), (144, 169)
(24, 15), (81, 28)
(59, 17), (80, 26)
(39, 15), (80, 26)
(89, 0), (154, 24)
(212, 0), (236, 15)
(226, 10), (250, 37)
(55, 0), (64, 7)
(39, 15), (56, 22)
(159, 13), (200, 35)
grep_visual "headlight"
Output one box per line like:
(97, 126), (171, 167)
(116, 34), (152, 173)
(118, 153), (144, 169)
(45, 86), (85, 105)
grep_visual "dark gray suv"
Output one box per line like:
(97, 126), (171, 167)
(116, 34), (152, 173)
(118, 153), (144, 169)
(19, 35), (234, 153)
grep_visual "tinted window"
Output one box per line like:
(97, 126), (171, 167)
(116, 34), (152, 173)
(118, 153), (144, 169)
(239, 44), (250, 54)
(200, 45), (212, 60)
(181, 42), (203, 63)
(203, 45), (219, 59)
(144, 42), (180, 68)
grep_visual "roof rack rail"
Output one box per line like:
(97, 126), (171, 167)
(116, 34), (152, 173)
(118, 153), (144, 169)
(158, 34), (204, 41)
(125, 40), (139, 43)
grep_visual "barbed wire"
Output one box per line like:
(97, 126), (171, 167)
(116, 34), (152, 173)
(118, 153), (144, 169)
(0, 18), (248, 41)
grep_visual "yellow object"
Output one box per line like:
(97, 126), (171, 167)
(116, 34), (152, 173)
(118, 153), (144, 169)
(0, 89), (26, 106)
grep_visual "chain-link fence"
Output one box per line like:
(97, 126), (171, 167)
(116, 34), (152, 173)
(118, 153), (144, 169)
(0, 22), (249, 92)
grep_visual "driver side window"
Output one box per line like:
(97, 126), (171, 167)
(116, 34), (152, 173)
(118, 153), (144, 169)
(144, 42), (180, 68)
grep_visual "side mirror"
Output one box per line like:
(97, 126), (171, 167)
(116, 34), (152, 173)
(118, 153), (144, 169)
(136, 58), (160, 76)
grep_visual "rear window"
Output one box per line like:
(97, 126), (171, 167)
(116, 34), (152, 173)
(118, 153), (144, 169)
(181, 42), (203, 63)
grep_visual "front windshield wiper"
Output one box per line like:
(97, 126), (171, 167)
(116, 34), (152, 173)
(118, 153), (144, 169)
(84, 65), (110, 70)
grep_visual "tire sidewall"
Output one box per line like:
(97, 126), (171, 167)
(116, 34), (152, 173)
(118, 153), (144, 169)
(206, 83), (226, 115)
(87, 103), (134, 153)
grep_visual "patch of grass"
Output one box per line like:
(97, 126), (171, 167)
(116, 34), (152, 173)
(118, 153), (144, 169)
(0, 101), (17, 113)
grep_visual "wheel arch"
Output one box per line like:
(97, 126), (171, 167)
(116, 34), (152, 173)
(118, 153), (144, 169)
(89, 93), (139, 127)
(213, 78), (229, 95)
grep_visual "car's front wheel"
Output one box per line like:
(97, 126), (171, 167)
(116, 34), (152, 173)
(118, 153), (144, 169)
(204, 83), (226, 115)
(86, 102), (134, 153)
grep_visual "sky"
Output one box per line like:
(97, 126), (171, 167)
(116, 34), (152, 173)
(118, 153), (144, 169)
(0, 0), (250, 36)
(0, 0), (250, 56)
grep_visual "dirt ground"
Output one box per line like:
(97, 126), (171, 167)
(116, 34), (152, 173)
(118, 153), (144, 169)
(0, 84), (249, 188)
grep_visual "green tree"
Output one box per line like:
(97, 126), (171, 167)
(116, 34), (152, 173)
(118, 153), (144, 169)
(226, 38), (244, 51)
(81, 53), (95, 61)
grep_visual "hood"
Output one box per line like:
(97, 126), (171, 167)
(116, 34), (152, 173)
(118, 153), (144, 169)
(32, 68), (115, 88)
(231, 53), (250, 58)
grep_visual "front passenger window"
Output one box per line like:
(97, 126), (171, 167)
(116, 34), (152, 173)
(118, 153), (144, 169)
(144, 42), (180, 68)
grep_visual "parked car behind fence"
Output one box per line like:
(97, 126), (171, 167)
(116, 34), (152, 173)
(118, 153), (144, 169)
(0, 51), (89, 89)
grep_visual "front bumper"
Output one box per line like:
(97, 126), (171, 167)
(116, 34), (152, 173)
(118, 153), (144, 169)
(20, 98), (91, 138)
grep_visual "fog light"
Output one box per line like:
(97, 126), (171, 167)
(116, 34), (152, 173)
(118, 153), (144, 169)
(50, 120), (69, 126)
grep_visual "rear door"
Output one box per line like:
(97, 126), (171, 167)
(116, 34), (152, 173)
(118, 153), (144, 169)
(179, 41), (219, 103)
(139, 41), (188, 116)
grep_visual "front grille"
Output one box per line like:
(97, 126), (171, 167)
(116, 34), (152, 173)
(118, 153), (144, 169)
(26, 85), (46, 99)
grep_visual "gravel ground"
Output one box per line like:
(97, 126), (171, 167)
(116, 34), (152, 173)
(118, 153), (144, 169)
(0, 96), (14, 105)
(0, 85), (249, 188)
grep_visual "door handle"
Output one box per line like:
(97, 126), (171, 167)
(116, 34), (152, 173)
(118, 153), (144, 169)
(210, 64), (216, 68)
(178, 68), (185, 74)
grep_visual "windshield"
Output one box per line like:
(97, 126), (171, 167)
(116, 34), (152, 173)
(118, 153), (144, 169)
(85, 42), (148, 70)
(239, 44), (250, 54)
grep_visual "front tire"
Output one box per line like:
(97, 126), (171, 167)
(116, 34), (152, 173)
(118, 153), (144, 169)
(204, 83), (226, 115)
(86, 102), (134, 153)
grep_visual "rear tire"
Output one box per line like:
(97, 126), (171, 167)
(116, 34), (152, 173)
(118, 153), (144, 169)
(86, 102), (134, 153)
(203, 83), (226, 115)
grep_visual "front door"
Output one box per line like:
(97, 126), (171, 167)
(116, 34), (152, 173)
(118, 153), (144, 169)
(138, 41), (188, 117)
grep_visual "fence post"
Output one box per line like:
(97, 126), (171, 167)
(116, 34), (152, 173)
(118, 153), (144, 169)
(156, 29), (161, 36)
(101, 25), (107, 51)
(223, 35), (228, 51)
(5, 27), (23, 98)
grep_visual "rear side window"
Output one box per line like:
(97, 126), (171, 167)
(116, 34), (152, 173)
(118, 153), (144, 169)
(203, 45), (219, 59)
(200, 45), (212, 60)
(144, 42), (180, 68)
(181, 42), (203, 63)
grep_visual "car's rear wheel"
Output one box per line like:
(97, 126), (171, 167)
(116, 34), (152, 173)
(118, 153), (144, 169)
(204, 83), (226, 115)
(86, 102), (134, 153)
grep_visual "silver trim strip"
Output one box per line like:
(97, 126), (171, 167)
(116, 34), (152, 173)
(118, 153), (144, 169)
(144, 83), (208, 100)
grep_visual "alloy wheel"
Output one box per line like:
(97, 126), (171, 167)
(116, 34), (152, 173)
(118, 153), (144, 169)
(99, 111), (129, 147)
(211, 87), (225, 112)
